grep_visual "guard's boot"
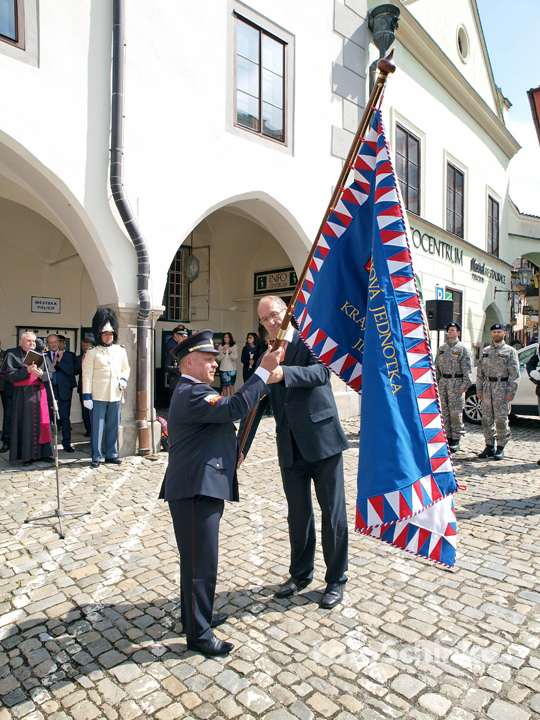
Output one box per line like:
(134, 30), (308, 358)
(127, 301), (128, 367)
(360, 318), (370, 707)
(494, 445), (505, 460)
(477, 445), (495, 459)
(448, 440), (460, 453)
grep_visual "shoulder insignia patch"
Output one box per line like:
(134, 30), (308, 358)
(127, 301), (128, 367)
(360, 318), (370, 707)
(204, 394), (222, 405)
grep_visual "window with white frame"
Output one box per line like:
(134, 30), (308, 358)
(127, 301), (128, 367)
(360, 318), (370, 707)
(446, 162), (464, 238)
(396, 124), (420, 215)
(0, 0), (24, 48)
(235, 15), (286, 143)
(487, 195), (499, 257)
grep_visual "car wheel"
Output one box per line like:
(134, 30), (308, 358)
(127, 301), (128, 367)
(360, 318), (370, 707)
(464, 389), (482, 424)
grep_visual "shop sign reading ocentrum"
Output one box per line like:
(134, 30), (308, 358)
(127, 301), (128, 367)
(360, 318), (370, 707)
(410, 228), (463, 266)
(410, 226), (507, 285)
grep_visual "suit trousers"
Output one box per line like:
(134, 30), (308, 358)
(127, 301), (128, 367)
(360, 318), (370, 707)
(91, 400), (121, 462)
(280, 442), (348, 585)
(80, 397), (91, 433)
(53, 385), (72, 445)
(1, 392), (12, 442)
(169, 495), (224, 644)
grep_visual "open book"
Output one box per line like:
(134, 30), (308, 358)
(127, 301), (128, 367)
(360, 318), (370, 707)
(23, 350), (45, 368)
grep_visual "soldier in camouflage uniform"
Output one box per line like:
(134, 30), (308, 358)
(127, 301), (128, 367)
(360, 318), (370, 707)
(476, 323), (520, 460)
(434, 322), (471, 453)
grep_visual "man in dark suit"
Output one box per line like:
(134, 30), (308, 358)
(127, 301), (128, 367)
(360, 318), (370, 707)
(75, 338), (94, 437)
(47, 334), (77, 453)
(241, 295), (350, 609)
(160, 330), (282, 657)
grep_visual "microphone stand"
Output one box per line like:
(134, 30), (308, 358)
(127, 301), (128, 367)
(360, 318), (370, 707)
(24, 348), (90, 539)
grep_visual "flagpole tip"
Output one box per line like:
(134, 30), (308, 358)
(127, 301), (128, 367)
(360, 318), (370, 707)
(377, 49), (396, 75)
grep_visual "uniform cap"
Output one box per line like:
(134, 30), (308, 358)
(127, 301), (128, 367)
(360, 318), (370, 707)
(171, 329), (219, 361)
(445, 322), (461, 332)
(173, 325), (188, 337)
(490, 323), (506, 331)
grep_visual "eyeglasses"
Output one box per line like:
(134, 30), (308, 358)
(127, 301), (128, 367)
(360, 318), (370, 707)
(260, 310), (284, 325)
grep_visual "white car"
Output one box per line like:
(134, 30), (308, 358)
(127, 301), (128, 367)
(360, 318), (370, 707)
(464, 343), (539, 424)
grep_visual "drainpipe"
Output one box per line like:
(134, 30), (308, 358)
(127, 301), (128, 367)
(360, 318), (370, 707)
(110, 0), (151, 455)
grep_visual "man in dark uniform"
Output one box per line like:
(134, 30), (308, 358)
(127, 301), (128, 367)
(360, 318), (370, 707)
(0, 340), (12, 454)
(241, 295), (350, 610)
(165, 326), (188, 397)
(160, 330), (282, 657)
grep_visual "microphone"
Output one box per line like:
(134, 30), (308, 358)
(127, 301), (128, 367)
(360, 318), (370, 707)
(35, 339), (45, 352)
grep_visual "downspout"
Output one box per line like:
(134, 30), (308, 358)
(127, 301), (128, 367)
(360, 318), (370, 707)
(110, 0), (151, 455)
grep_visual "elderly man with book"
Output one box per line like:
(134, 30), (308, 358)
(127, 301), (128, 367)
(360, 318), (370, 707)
(0, 332), (55, 466)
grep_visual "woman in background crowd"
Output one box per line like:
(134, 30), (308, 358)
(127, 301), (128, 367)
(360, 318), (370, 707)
(217, 332), (237, 397)
(241, 332), (260, 382)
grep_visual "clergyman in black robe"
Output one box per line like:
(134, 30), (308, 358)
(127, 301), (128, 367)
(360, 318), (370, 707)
(0, 332), (54, 465)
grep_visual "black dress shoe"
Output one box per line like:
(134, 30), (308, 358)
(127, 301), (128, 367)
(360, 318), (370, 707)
(0, 443), (9, 453)
(23, 460), (33, 467)
(84, 431), (91, 437)
(63, 444), (75, 453)
(320, 582), (345, 609)
(211, 613), (228, 628)
(274, 577), (312, 598)
(91, 460), (101, 468)
(42, 457), (55, 464)
(187, 636), (234, 657)
(105, 457), (122, 465)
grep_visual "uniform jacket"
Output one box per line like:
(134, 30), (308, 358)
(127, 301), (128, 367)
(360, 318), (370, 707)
(48, 350), (76, 400)
(244, 329), (349, 468)
(476, 340), (520, 398)
(165, 351), (182, 391)
(0, 350), (5, 394)
(159, 373), (267, 502)
(82, 344), (130, 402)
(434, 339), (472, 392)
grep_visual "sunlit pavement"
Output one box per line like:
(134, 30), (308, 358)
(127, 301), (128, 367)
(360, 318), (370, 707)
(0, 415), (539, 720)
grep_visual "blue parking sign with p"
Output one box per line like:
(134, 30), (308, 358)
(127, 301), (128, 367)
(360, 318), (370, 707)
(436, 286), (444, 300)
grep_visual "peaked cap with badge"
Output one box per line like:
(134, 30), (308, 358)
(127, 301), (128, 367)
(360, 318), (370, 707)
(171, 329), (219, 362)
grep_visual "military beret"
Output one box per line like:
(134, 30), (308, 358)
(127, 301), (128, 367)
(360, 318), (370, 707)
(445, 322), (461, 332)
(490, 323), (506, 331)
(171, 329), (219, 361)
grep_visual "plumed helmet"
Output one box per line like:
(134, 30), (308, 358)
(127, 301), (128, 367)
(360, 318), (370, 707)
(92, 307), (119, 345)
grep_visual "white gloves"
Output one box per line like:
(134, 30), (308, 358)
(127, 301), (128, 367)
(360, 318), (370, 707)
(83, 400), (93, 410)
(119, 379), (127, 390)
(530, 370), (540, 382)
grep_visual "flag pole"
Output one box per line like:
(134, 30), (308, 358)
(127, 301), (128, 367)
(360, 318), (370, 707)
(238, 51), (396, 454)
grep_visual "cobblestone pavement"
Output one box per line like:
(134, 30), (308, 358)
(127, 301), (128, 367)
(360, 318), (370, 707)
(1, 415), (540, 720)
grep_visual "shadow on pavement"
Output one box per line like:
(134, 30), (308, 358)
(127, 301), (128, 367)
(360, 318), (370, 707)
(457, 494), (540, 519)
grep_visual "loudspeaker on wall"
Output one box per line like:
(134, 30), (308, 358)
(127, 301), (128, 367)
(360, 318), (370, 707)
(425, 299), (454, 331)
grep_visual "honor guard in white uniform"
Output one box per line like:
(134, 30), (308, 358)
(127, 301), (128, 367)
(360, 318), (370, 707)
(82, 308), (130, 468)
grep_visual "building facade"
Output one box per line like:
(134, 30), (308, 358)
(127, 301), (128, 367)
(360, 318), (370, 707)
(0, 0), (538, 453)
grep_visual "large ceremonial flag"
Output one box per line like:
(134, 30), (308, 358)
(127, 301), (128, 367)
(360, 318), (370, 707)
(294, 110), (458, 568)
